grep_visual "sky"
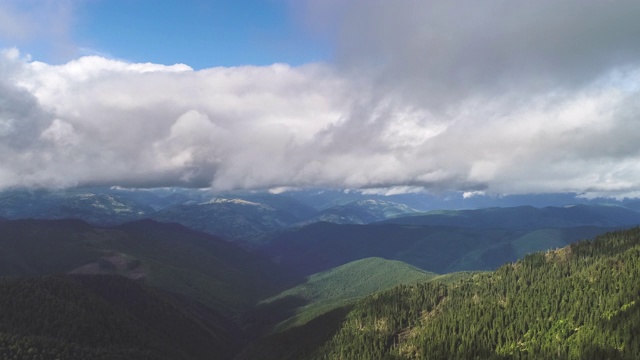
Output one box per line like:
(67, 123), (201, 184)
(1, 0), (640, 198)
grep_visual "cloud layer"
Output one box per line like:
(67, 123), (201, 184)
(2, 0), (640, 197)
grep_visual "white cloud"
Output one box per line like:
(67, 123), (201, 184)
(0, 50), (351, 189)
(2, 0), (640, 197)
(40, 118), (79, 148)
(463, 191), (485, 199)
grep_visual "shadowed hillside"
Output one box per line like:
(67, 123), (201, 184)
(0, 275), (244, 360)
(0, 219), (292, 313)
(262, 221), (617, 275)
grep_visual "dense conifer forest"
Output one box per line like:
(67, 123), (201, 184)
(0, 275), (244, 360)
(0, 219), (639, 359)
(246, 227), (640, 359)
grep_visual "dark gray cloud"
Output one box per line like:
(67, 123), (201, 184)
(291, 0), (640, 197)
(314, 0), (640, 107)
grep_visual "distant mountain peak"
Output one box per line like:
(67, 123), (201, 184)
(200, 198), (273, 209)
(292, 198), (420, 227)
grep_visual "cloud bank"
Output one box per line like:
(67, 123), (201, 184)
(2, 0), (640, 197)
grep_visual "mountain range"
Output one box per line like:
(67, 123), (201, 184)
(0, 187), (639, 359)
(0, 188), (419, 244)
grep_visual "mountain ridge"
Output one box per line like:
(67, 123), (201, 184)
(241, 227), (640, 359)
(256, 257), (439, 333)
(379, 204), (640, 229)
(0, 218), (291, 314)
(262, 221), (620, 276)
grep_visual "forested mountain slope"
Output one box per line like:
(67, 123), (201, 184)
(247, 227), (640, 360)
(254, 258), (439, 333)
(0, 219), (290, 313)
(263, 222), (617, 275)
(0, 275), (244, 360)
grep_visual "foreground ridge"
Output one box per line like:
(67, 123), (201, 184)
(248, 227), (640, 360)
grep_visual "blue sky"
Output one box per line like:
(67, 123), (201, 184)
(76, 0), (330, 68)
(1, 0), (330, 68)
(1, 0), (640, 198)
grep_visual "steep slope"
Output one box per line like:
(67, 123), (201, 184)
(381, 204), (640, 229)
(296, 200), (419, 226)
(246, 227), (640, 360)
(0, 274), (244, 360)
(0, 219), (289, 313)
(255, 258), (437, 332)
(262, 222), (616, 275)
